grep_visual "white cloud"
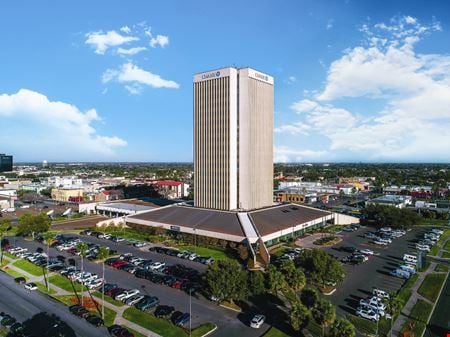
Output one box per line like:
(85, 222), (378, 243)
(291, 99), (319, 113)
(281, 15), (450, 162)
(102, 62), (179, 92)
(150, 35), (169, 48)
(120, 25), (131, 34)
(85, 30), (138, 54)
(116, 46), (147, 55)
(326, 19), (334, 30)
(0, 89), (126, 160)
(274, 146), (327, 163)
(275, 122), (310, 135)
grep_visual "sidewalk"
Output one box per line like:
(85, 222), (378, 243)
(1, 255), (161, 337)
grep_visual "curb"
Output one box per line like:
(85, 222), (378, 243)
(219, 303), (242, 313)
(200, 324), (218, 337)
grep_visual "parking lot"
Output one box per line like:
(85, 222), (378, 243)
(5, 234), (269, 337)
(317, 226), (424, 318)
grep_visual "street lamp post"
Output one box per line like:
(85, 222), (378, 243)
(189, 289), (192, 337)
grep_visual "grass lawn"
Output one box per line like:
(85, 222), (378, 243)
(36, 282), (57, 295)
(13, 259), (44, 276)
(400, 299), (433, 337)
(55, 295), (117, 326)
(93, 291), (125, 307)
(176, 245), (233, 261)
(435, 263), (449, 272)
(443, 240), (450, 252)
(191, 323), (216, 337)
(418, 273), (446, 302)
(347, 315), (390, 336)
(442, 251), (450, 258)
(49, 274), (84, 292)
(123, 307), (188, 337)
(322, 225), (345, 233)
(263, 326), (292, 337)
(409, 299), (433, 323)
(2, 266), (26, 279)
(102, 228), (164, 243)
(397, 273), (419, 304)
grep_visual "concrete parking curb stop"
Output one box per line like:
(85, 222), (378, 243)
(200, 323), (218, 337)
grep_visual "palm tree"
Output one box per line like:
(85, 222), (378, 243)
(386, 295), (403, 337)
(97, 246), (109, 320)
(328, 318), (356, 337)
(312, 299), (336, 336)
(0, 220), (11, 264)
(43, 231), (56, 291)
(289, 300), (310, 333)
(267, 265), (285, 296)
(76, 242), (88, 306)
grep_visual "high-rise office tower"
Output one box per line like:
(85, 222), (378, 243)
(193, 67), (273, 211)
(0, 154), (13, 172)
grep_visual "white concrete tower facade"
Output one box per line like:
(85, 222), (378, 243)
(193, 67), (273, 211)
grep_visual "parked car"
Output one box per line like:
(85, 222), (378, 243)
(115, 289), (140, 301)
(154, 305), (175, 318)
(372, 288), (389, 299)
(173, 312), (190, 326)
(135, 296), (159, 311)
(250, 314), (266, 328)
(356, 307), (380, 321)
(14, 277), (26, 284)
(85, 314), (104, 327)
(390, 269), (410, 279)
(24, 282), (38, 291)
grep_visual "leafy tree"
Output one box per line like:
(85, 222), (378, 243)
(289, 300), (310, 332)
(328, 318), (356, 337)
(296, 249), (345, 287)
(312, 299), (336, 336)
(300, 288), (319, 308)
(205, 260), (248, 302)
(266, 264), (286, 296)
(0, 220), (11, 264)
(248, 271), (265, 296)
(17, 213), (51, 237)
(281, 260), (306, 291)
(386, 295), (403, 336)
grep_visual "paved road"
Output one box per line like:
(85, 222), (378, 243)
(0, 271), (110, 337)
(7, 236), (268, 337)
(316, 226), (423, 318)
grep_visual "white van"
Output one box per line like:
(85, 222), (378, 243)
(400, 264), (416, 274)
(403, 254), (417, 264)
(390, 269), (410, 279)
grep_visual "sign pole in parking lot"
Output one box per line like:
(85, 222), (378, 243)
(189, 288), (192, 337)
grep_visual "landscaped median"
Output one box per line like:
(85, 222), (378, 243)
(48, 274), (84, 292)
(417, 273), (446, 302)
(123, 307), (216, 337)
(13, 259), (44, 276)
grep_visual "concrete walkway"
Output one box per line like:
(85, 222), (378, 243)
(1, 255), (161, 337)
(391, 237), (450, 336)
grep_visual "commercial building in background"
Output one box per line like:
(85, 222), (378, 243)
(0, 154), (13, 172)
(193, 67), (273, 211)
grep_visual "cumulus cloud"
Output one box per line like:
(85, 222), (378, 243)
(150, 34), (169, 48)
(102, 62), (179, 93)
(275, 122), (310, 135)
(116, 46), (147, 56)
(120, 25), (131, 34)
(278, 15), (450, 162)
(85, 30), (138, 54)
(0, 89), (126, 160)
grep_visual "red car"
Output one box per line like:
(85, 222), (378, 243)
(171, 279), (185, 289)
(111, 260), (128, 268)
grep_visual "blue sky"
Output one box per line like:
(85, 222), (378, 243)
(1, 0), (450, 163)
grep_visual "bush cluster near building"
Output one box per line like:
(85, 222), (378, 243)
(361, 204), (422, 228)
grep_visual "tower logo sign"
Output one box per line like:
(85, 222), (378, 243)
(201, 71), (221, 80)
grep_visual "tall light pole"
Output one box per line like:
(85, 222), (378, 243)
(189, 288), (192, 337)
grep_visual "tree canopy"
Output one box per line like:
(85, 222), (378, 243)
(296, 249), (345, 286)
(205, 260), (248, 302)
(17, 213), (51, 237)
(362, 204), (421, 228)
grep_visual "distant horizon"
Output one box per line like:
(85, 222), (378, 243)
(9, 161), (450, 165)
(1, 1), (449, 162)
